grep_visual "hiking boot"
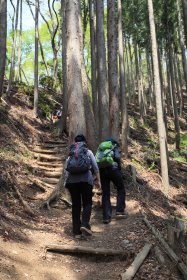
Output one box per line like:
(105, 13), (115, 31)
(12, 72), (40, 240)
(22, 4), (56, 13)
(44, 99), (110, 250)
(103, 219), (111, 224)
(116, 211), (128, 219)
(80, 226), (92, 236)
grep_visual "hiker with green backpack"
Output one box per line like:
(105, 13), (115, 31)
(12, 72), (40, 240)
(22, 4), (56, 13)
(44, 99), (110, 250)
(65, 134), (101, 239)
(96, 138), (127, 224)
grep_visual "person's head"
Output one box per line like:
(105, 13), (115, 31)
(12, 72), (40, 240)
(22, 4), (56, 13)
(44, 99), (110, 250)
(74, 134), (87, 143)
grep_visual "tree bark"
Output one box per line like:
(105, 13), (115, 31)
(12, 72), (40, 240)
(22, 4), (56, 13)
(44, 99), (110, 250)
(7, 0), (20, 95)
(66, 0), (86, 142)
(182, 0), (187, 48)
(0, 0), (7, 97)
(148, 0), (169, 190)
(89, 0), (98, 128)
(96, 0), (109, 140)
(108, 0), (119, 141)
(118, 0), (128, 156)
(46, 244), (128, 256)
(33, 0), (39, 117)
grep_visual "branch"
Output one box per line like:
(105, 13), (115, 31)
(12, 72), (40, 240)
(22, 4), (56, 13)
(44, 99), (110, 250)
(120, 243), (152, 280)
(142, 214), (187, 279)
(46, 244), (128, 257)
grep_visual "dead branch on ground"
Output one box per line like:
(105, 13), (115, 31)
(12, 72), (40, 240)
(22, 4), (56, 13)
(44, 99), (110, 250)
(46, 244), (128, 257)
(142, 213), (187, 279)
(120, 243), (152, 280)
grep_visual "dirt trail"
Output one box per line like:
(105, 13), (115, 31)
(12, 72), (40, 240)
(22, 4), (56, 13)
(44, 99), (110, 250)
(0, 100), (186, 280)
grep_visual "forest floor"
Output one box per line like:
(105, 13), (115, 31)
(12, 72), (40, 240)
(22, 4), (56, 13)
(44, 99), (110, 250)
(0, 89), (187, 280)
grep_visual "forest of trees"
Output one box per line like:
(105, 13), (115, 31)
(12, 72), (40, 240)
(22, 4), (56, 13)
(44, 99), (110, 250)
(0, 0), (187, 190)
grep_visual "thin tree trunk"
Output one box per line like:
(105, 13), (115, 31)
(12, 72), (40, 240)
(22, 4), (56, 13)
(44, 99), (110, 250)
(148, 0), (169, 190)
(16, 0), (22, 81)
(118, 0), (128, 157)
(7, 0), (20, 94)
(168, 47), (180, 150)
(96, 0), (109, 140)
(26, 0), (49, 76)
(0, 0), (7, 97)
(177, 0), (187, 93)
(60, 0), (68, 135)
(128, 40), (136, 103)
(177, 55), (184, 116)
(108, 0), (119, 141)
(34, 0), (39, 117)
(182, 0), (187, 48)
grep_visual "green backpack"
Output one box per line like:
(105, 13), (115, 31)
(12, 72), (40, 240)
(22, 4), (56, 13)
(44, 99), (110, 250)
(96, 141), (116, 168)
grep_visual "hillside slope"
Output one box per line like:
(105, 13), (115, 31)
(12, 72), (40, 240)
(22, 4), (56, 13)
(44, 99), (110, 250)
(0, 89), (187, 280)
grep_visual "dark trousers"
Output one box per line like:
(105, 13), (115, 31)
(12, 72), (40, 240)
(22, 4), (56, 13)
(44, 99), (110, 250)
(100, 167), (126, 220)
(66, 182), (93, 235)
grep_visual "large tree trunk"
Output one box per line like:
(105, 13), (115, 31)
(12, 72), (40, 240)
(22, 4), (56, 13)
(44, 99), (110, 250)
(0, 0), (7, 97)
(96, 0), (109, 141)
(78, 1), (97, 151)
(107, 0), (119, 141)
(89, 0), (98, 129)
(148, 0), (169, 190)
(60, 0), (68, 135)
(66, 0), (86, 142)
(118, 0), (128, 156)
(33, 0), (39, 117)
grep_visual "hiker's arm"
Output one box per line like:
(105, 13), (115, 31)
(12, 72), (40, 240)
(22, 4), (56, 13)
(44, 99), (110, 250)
(88, 150), (101, 189)
(95, 171), (101, 189)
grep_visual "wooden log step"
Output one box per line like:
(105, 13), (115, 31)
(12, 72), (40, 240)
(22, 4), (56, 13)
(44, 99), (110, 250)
(37, 162), (63, 167)
(33, 148), (65, 155)
(34, 166), (63, 172)
(39, 177), (59, 184)
(46, 244), (128, 257)
(42, 171), (62, 178)
(29, 177), (55, 190)
(35, 143), (67, 149)
(34, 154), (64, 161)
(43, 140), (67, 145)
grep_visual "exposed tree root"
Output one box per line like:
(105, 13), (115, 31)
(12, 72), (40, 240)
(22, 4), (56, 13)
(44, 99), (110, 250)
(40, 172), (71, 210)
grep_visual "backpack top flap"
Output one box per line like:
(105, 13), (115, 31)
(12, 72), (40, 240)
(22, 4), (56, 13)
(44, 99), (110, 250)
(66, 142), (91, 174)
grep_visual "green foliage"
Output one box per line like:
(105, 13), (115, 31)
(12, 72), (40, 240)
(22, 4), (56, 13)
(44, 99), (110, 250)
(38, 91), (56, 117)
(181, 134), (187, 148)
(39, 74), (54, 89)
(170, 150), (187, 163)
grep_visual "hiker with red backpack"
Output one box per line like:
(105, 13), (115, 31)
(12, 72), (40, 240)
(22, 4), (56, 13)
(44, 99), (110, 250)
(65, 134), (101, 239)
(96, 138), (127, 224)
